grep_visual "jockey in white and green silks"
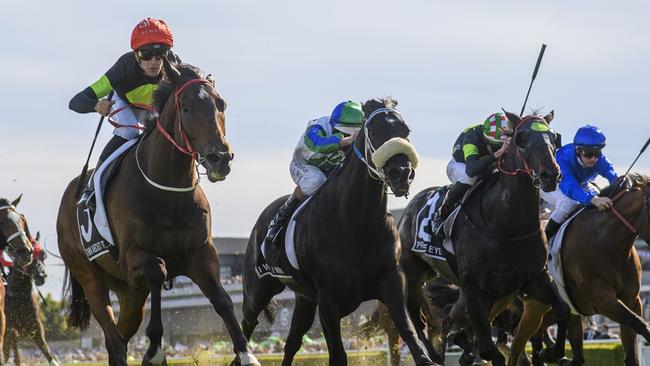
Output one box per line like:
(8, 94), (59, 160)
(265, 101), (364, 245)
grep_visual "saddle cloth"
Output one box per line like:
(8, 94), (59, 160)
(76, 139), (137, 261)
(256, 197), (317, 300)
(547, 208), (585, 315)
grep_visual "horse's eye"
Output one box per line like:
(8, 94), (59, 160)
(181, 107), (190, 114)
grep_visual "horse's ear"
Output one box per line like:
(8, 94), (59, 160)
(502, 110), (521, 126)
(11, 193), (22, 207)
(35, 231), (40, 241)
(543, 110), (555, 124)
(163, 57), (182, 85)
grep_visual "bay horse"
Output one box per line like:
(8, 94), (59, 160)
(236, 98), (439, 366)
(0, 195), (37, 364)
(4, 238), (58, 365)
(514, 173), (650, 366)
(399, 112), (570, 366)
(57, 60), (260, 366)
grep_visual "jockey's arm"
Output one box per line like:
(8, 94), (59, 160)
(464, 153), (496, 178)
(596, 154), (618, 184)
(303, 125), (342, 154)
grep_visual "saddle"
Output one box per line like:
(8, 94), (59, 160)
(76, 139), (137, 262)
(255, 198), (317, 301)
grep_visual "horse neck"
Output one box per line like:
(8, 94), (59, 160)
(328, 149), (388, 224)
(488, 151), (539, 230)
(139, 110), (197, 188)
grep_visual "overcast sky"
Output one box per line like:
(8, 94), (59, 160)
(1, 0), (649, 298)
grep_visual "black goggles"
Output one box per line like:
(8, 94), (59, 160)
(136, 46), (169, 61)
(579, 148), (602, 158)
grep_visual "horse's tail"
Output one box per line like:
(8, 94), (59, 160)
(357, 303), (388, 338)
(263, 299), (279, 324)
(62, 268), (91, 330)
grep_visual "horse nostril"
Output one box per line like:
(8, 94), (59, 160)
(206, 153), (221, 165)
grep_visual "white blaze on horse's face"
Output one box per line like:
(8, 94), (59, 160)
(198, 87), (210, 100)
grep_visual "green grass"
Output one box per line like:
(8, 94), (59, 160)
(61, 351), (387, 366)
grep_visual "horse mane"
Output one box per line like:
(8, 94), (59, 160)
(145, 63), (227, 131)
(362, 97), (399, 117)
(599, 173), (649, 197)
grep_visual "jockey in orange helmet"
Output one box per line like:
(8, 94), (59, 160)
(69, 18), (181, 208)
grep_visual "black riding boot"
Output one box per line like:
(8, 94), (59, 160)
(545, 219), (561, 242)
(431, 182), (472, 238)
(77, 135), (128, 209)
(265, 194), (302, 246)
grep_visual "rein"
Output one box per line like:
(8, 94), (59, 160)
(133, 78), (214, 192)
(609, 188), (642, 234)
(497, 116), (534, 178)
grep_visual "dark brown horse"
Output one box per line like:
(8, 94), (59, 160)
(236, 98), (438, 366)
(399, 112), (570, 366)
(57, 61), (259, 366)
(513, 174), (650, 366)
(0, 195), (37, 365)
(4, 238), (58, 365)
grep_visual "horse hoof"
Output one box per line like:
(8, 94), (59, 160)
(238, 352), (261, 366)
(142, 350), (167, 366)
(557, 357), (573, 366)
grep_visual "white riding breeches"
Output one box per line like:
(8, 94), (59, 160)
(109, 94), (147, 140)
(540, 189), (581, 223)
(290, 159), (327, 196)
(446, 159), (478, 185)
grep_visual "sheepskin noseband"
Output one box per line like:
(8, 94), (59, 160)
(371, 137), (419, 169)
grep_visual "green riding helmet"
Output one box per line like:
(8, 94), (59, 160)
(483, 112), (512, 144)
(330, 101), (364, 135)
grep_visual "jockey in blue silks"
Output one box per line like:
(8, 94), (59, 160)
(541, 125), (618, 240)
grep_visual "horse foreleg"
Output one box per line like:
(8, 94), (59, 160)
(317, 298), (346, 366)
(523, 271), (570, 362)
(509, 298), (548, 366)
(566, 315), (585, 366)
(617, 296), (643, 366)
(595, 290), (650, 344)
(381, 271), (437, 366)
(405, 279), (441, 364)
(282, 295), (317, 366)
(140, 255), (167, 366)
(465, 287), (504, 366)
(33, 320), (58, 365)
(186, 246), (259, 366)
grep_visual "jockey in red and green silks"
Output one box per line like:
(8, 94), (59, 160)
(431, 112), (513, 237)
(264, 101), (364, 246)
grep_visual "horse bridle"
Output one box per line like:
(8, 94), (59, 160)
(0, 205), (29, 255)
(135, 78), (216, 192)
(497, 116), (557, 181)
(353, 107), (404, 183)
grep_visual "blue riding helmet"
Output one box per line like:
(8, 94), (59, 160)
(574, 125), (606, 149)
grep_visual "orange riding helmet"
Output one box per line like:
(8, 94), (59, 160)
(130, 18), (174, 50)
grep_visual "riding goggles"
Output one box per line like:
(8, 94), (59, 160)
(579, 148), (602, 158)
(136, 45), (169, 61)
